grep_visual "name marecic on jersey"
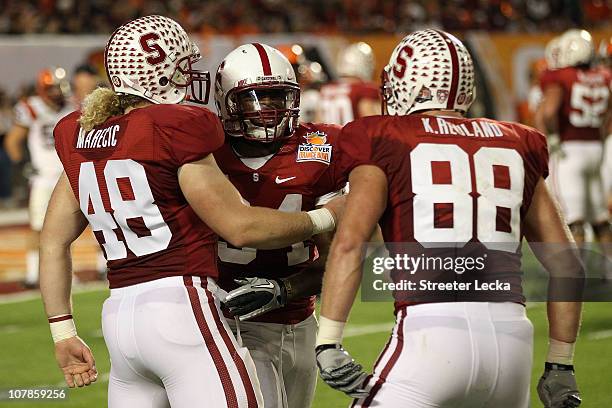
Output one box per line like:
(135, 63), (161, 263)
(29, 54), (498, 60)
(421, 117), (504, 138)
(76, 124), (122, 149)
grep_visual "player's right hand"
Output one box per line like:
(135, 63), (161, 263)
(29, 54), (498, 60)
(537, 363), (581, 408)
(54, 336), (98, 388)
(316, 344), (369, 399)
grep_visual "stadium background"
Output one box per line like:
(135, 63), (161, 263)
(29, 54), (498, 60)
(0, 1), (611, 407)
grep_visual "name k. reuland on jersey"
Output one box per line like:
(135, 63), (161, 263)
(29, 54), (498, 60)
(341, 114), (549, 309)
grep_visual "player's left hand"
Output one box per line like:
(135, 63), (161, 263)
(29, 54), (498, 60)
(316, 344), (369, 399)
(223, 277), (287, 321)
(537, 363), (581, 408)
(54, 336), (98, 388)
(322, 195), (347, 226)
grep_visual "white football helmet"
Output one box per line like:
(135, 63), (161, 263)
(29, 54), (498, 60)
(382, 29), (475, 115)
(104, 15), (210, 105)
(557, 29), (594, 68)
(214, 43), (300, 142)
(545, 36), (562, 69)
(338, 42), (375, 81)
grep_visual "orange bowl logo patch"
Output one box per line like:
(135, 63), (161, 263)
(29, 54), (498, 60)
(297, 131), (332, 164)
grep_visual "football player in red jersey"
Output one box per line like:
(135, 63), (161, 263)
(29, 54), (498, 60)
(39, 16), (340, 408)
(536, 29), (611, 250)
(315, 30), (583, 408)
(318, 42), (380, 126)
(212, 43), (348, 408)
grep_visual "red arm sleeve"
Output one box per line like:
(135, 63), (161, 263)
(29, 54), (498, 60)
(331, 120), (374, 186)
(539, 69), (559, 91)
(522, 125), (549, 179)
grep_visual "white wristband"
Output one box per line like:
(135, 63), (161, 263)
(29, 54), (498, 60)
(316, 316), (346, 346)
(49, 314), (77, 343)
(307, 208), (335, 235)
(546, 338), (575, 365)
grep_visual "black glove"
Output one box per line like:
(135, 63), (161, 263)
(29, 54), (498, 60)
(537, 363), (581, 408)
(223, 277), (287, 321)
(316, 344), (369, 398)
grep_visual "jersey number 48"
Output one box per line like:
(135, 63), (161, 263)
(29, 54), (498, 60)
(78, 159), (172, 260)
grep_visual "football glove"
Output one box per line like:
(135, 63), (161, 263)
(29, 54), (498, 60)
(223, 277), (286, 321)
(547, 133), (565, 159)
(537, 363), (581, 408)
(316, 344), (369, 398)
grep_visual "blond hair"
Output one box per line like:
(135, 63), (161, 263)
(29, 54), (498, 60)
(79, 88), (145, 131)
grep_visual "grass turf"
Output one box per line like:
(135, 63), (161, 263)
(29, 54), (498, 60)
(0, 290), (610, 407)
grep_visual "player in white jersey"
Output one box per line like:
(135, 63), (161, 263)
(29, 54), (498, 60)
(4, 67), (73, 287)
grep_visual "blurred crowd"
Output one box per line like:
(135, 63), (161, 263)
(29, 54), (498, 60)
(0, 0), (609, 35)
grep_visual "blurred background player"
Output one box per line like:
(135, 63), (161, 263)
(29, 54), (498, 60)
(277, 44), (328, 123)
(318, 42), (380, 126)
(213, 43), (347, 408)
(536, 29), (611, 276)
(315, 29), (583, 408)
(71, 64), (103, 107)
(3, 67), (72, 288)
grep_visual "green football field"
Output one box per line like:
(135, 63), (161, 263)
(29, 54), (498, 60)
(0, 288), (610, 407)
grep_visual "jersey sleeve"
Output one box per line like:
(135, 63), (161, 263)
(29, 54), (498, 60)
(521, 125), (549, 180)
(158, 106), (225, 167)
(356, 83), (381, 101)
(13, 100), (35, 128)
(539, 69), (561, 91)
(328, 120), (374, 189)
(52, 111), (79, 170)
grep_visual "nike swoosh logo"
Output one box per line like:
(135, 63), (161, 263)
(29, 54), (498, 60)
(275, 176), (296, 184)
(252, 282), (275, 289)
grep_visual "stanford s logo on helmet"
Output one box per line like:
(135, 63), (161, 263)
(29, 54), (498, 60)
(104, 15), (210, 105)
(382, 29), (475, 115)
(214, 43), (300, 142)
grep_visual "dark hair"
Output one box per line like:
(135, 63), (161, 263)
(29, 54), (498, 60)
(74, 64), (99, 76)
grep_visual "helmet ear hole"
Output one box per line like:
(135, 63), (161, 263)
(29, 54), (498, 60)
(159, 77), (169, 86)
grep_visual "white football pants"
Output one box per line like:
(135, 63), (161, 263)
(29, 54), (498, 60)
(102, 276), (263, 408)
(548, 140), (607, 225)
(228, 314), (318, 408)
(352, 302), (533, 408)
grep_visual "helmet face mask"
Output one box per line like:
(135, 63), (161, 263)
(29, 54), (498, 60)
(225, 84), (300, 142)
(168, 54), (211, 104)
(215, 43), (301, 143)
(380, 69), (395, 115)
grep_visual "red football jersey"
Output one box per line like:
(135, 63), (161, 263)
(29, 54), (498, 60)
(214, 123), (347, 324)
(540, 66), (611, 142)
(54, 104), (224, 288)
(340, 114), (549, 311)
(319, 80), (380, 125)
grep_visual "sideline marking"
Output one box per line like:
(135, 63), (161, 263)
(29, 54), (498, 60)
(0, 282), (107, 305)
